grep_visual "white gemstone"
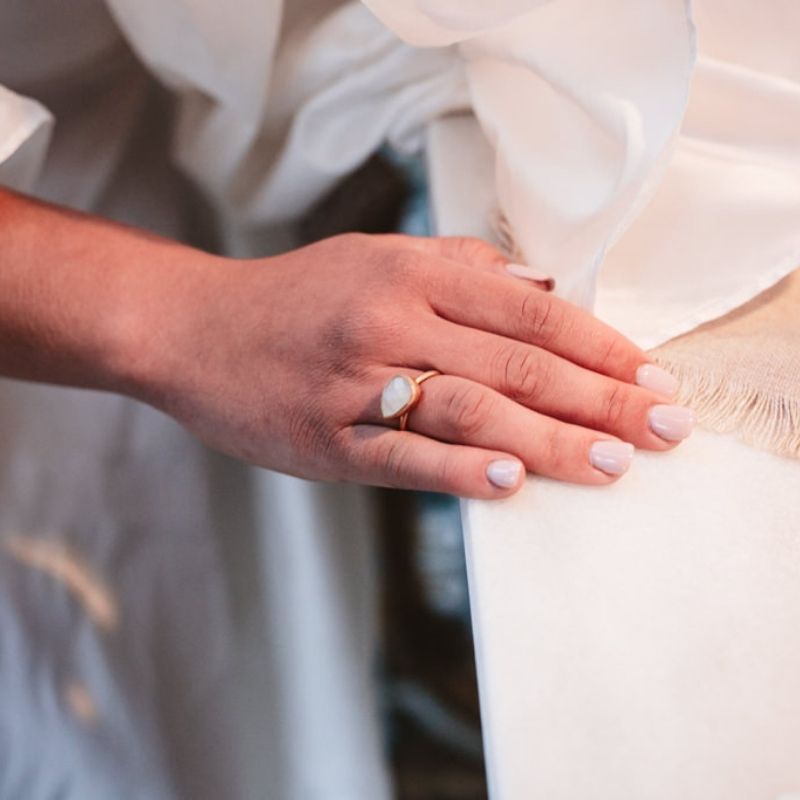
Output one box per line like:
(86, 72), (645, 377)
(381, 375), (415, 419)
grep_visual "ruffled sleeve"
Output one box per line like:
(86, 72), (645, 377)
(104, 0), (467, 230)
(104, 0), (800, 348)
(103, 0), (280, 225)
(598, 0), (800, 347)
(364, 1), (695, 310)
(365, 0), (800, 349)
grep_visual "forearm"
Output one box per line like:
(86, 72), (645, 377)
(0, 188), (213, 397)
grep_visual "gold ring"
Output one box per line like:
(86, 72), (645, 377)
(380, 370), (442, 431)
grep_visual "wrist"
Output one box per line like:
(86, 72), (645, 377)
(0, 190), (235, 402)
(104, 245), (230, 409)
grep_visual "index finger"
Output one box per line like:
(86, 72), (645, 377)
(377, 234), (555, 289)
(425, 260), (649, 384)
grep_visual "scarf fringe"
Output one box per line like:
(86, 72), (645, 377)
(653, 356), (800, 459)
(493, 209), (800, 459)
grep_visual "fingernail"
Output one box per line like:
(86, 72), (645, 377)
(636, 363), (679, 398)
(589, 440), (634, 476)
(648, 404), (696, 441)
(506, 263), (556, 291)
(487, 459), (523, 489)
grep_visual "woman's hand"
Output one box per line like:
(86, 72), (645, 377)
(135, 233), (693, 499)
(0, 191), (691, 498)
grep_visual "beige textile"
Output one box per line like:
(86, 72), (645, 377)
(651, 268), (800, 459)
(497, 196), (800, 460)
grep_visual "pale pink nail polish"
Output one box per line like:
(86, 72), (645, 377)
(589, 440), (634, 476)
(506, 263), (556, 291)
(636, 364), (679, 398)
(648, 404), (696, 441)
(487, 459), (522, 488)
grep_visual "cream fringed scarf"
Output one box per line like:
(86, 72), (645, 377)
(650, 269), (800, 459)
(495, 211), (800, 459)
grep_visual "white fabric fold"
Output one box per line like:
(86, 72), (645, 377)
(597, 36), (800, 347)
(0, 85), (52, 192)
(461, 0), (695, 310)
(101, 1), (468, 230)
(462, 430), (800, 799)
(103, 0), (281, 219)
(365, 0), (800, 348)
(232, 3), (468, 224)
(3, 1), (799, 348)
(365, 0), (696, 312)
(356, 1), (553, 47)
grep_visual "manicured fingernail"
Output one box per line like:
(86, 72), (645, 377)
(487, 459), (523, 489)
(506, 263), (555, 291)
(636, 363), (679, 398)
(589, 440), (634, 476)
(648, 404), (696, 441)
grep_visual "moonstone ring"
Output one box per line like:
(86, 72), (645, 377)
(380, 370), (442, 431)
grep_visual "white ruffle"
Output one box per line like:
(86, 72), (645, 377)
(105, 1), (469, 228)
(366, 0), (800, 348)
(2, 1), (799, 348)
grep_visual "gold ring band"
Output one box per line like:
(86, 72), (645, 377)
(400, 370), (441, 431)
(380, 370), (442, 431)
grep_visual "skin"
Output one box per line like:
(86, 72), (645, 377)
(0, 188), (682, 499)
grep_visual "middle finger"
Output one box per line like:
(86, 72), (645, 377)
(408, 317), (695, 450)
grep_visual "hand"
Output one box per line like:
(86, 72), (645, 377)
(134, 233), (693, 499)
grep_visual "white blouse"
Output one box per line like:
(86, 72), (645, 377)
(2, 0), (800, 349)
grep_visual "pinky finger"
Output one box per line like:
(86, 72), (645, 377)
(340, 424), (525, 499)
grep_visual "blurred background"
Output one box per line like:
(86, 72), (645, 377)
(303, 150), (488, 800)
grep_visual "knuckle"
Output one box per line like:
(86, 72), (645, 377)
(495, 345), (548, 405)
(382, 248), (423, 286)
(538, 423), (570, 475)
(598, 383), (629, 431)
(445, 384), (492, 439)
(434, 452), (463, 493)
(540, 423), (560, 466)
(596, 334), (633, 375)
(450, 236), (502, 266)
(520, 292), (561, 345)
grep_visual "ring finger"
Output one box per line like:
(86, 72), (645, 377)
(405, 319), (693, 451)
(369, 369), (636, 485)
